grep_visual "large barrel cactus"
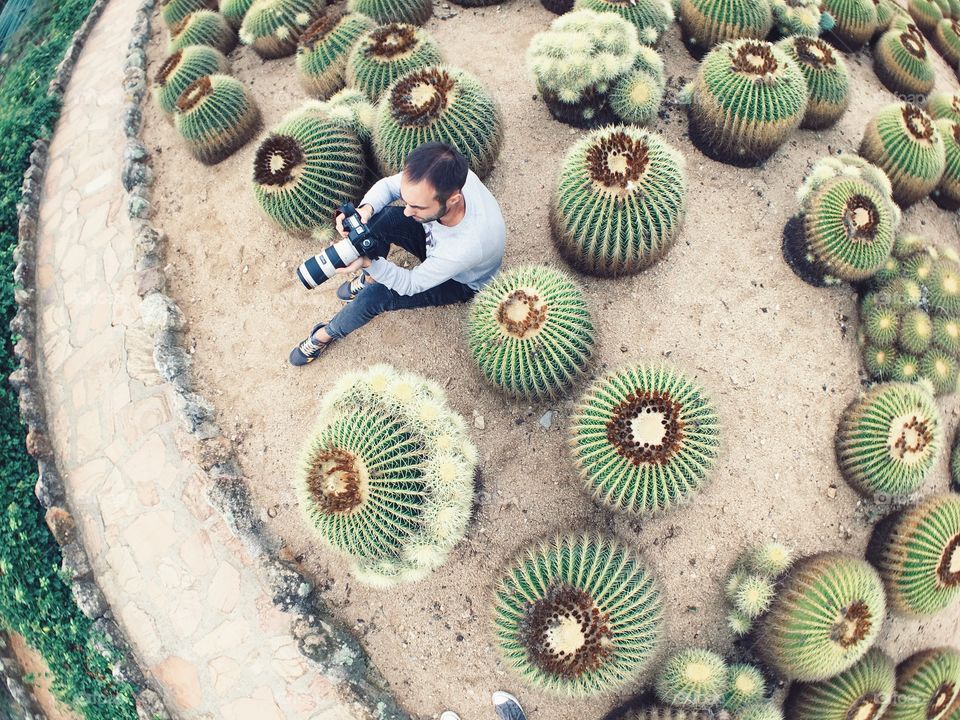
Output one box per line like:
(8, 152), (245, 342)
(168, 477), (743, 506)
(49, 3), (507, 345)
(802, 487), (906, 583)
(348, 0), (433, 25)
(823, 0), (878, 45)
(909, 0), (944, 33)
(296, 365), (477, 587)
(874, 24), (935, 97)
(929, 91), (960, 123)
(173, 74), (261, 164)
(935, 18), (960, 67)
(935, 118), (960, 208)
(346, 23), (443, 102)
(295, 11), (377, 98)
(785, 649), (896, 720)
(239, 0), (324, 58)
(153, 45), (230, 118)
(373, 65), (503, 179)
(168, 10), (237, 54)
(575, 0), (674, 44)
(570, 363), (721, 515)
(252, 114), (365, 235)
(886, 649), (960, 720)
(778, 36), (849, 129)
(492, 533), (664, 697)
(160, 0), (216, 28)
(860, 103), (946, 207)
(467, 265), (595, 398)
(678, 0), (773, 49)
(550, 125), (686, 276)
(687, 39), (808, 163)
(221, 0), (256, 29)
(754, 552), (886, 682)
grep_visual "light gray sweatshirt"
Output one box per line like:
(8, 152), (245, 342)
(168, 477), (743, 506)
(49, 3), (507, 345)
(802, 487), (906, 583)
(360, 171), (506, 296)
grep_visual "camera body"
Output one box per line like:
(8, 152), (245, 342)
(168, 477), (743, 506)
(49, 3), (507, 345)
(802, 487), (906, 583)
(296, 202), (379, 289)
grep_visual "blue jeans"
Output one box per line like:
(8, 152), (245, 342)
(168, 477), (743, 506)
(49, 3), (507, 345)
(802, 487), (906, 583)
(324, 207), (476, 340)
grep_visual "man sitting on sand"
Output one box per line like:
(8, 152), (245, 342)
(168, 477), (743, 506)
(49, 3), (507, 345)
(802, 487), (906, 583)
(289, 141), (507, 366)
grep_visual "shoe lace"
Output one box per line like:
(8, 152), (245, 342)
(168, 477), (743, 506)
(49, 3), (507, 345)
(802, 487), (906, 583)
(349, 273), (367, 294)
(298, 336), (323, 356)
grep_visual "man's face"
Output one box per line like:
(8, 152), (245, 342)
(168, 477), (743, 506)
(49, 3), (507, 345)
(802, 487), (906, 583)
(399, 172), (461, 223)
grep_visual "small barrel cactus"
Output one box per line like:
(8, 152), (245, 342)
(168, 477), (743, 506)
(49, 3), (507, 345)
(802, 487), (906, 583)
(746, 542), (794, 576)
(860, 103), (946, 207)
(868, 493), (960, 617)
(909, 0), (944, 33)
(153, 45), (230, 118)
(616, 708), (715, 720)
(755, 552), (886, 682)
(771, 0), (830, 37)
(900, 308), (933, 354)
(836, 381), (941, 499)
(372, 66), (503, 179)
(346, 23), (443, 102)
(252, 114), (365, 235)
(467, 265), (595, 398)
(886, 648), (960, 720)
(736, 704), (784, 720)
(679, 0), (772, 49)
(221, 0), (256, 29)
(823, 0), (878, 46)
(785, 649), (896, 720)
(570, 363), (721, 516)
(928, 91), (960, 122)
(688, 40), (808, 163)
(723, 664), (768, 712)
(348, 0), (432, 25)
(934, 18), (960, 64)
(551, 125), (686, 276)
(655, 649), (728, 708)
(609, 68), (665, 126)
(874, 0), (899, 31)
(575, 0), (675, 45)
(526, 10), (640, 127)
(239, 0), (323, 59)
(732, 573), (776, 618)
(492, 533), (664, 697)
(160, 0), (216, 28)
(934, 119), (960, 209)
(173, 74), (261, 164)
(778, 36), (850, 129)
(874, 25), (935, 97)
(296, 11), (377, 98)
(297, 365), (477, 587)
(168, 10), (237, 54)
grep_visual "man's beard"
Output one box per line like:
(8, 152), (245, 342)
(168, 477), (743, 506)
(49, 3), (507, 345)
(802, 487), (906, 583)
(416, 199), (448, 223)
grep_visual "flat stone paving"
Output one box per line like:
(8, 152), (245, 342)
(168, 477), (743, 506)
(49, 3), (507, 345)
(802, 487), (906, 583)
(33, 0), (355, 717)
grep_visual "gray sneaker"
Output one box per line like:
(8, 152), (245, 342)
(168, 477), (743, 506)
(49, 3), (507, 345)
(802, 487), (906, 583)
(492, 691), (526, 720)
(288, 322), (333, 366)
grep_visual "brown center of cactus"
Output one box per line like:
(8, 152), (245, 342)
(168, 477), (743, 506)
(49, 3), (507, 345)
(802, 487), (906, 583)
(952, 19), (960, 35)
(846, 694), (884, 720)
(171, 15), (190, 37)
(842, 195), (880, 241)
(887, 413), (933, 463)
(903, 105), (935, 141)
(952, 123), (960, 145)
(831, 601), (872, 648)
(175, 75), (212, 112)
(365, 23), (417, 59)
(306, 447), (367, 514)
(795, 37), (836, 69)
(519, 585), (612, 680)
(586, 131), (649, 194)
(929, 683), (956, 719)
(299, 11), (343, 49)
(253, 135), (305, 189)
(496, 289), (547, 339)
(731, 42), (778, 75)
(606, 390), (684, 466)
(901, 30), (927, 59)
(390, 69), (454, 127)
(938, 533), (960, 586)
(156, 49), (183, 86)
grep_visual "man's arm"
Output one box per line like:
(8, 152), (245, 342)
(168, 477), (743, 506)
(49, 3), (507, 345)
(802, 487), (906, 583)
(368, 247), (478, 296)
(358, 173), (402, 216)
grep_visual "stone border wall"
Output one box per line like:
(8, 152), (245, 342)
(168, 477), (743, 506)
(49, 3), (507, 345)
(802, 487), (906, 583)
(120, 4), (411, 719)
(8, 1), (173, 718)
(0, 633), (45, 720)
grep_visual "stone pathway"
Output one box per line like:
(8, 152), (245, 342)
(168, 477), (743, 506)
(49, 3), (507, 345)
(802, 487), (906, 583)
(33, 1), (353, 717)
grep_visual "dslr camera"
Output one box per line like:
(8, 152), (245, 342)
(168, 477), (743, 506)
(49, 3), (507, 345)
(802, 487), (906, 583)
(296, 202), (379, 289)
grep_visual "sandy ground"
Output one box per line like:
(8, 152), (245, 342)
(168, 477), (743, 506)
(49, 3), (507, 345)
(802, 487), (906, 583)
(141, 3), (960, 718)
(7, 634), (83, 720)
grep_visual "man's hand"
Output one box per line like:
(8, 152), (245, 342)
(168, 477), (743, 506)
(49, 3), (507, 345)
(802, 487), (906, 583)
(334, 203), (375, 238)
(334, 255), (372, 275)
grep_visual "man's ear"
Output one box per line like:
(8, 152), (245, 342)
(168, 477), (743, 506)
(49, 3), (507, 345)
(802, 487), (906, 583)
(447, 189), (464, 206)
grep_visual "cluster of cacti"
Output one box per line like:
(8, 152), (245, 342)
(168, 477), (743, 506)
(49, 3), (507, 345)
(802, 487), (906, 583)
(856, 238), (960, 394)
(575, 0), (675, 45)
(296, 365), (477, 586)
(685, 40), (809, 163)
(570, 364), (721, 515)
(835, 382), (941, 498)
(909, 0), (945, 33)
(754, 552), (886, 681)
(239, 0), (323, 59)
(160, 0), (215, 28)
(934, 119), (960, 208)
(609, 48), (668, 126)
(492, 533), (664, 697)
(221, 0), (256, 29)
(860, 103), (946, 206)
(679, 0), (772, 49)
(526, 10), (641, 127)
(550, 125), (686, 276)
(168, 10), (237, 54)
(929, 91), (960, 122)
(785, 649), (896, 720)
(886, 648), (960, 720)
(173, 74), (261, 164)
(348, 0), (432, 25)
(252, 113), (365, 235)
(771, 0), (834, 37)
(868, 493), (960, 617)
(656, 649), (728, 708)
(467, 266), (595, 398)
(346, 23), (443, 102)
(372, 66), (503, 179)
(723, 541), (794, 637)
(153, 45), (230, 118)
(874, 24), (935, 97)
(934, 18), (960, 63)
(823, 0), (878, 46)
(777, 37), (849, 129)
(295, 11), (377, 98)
